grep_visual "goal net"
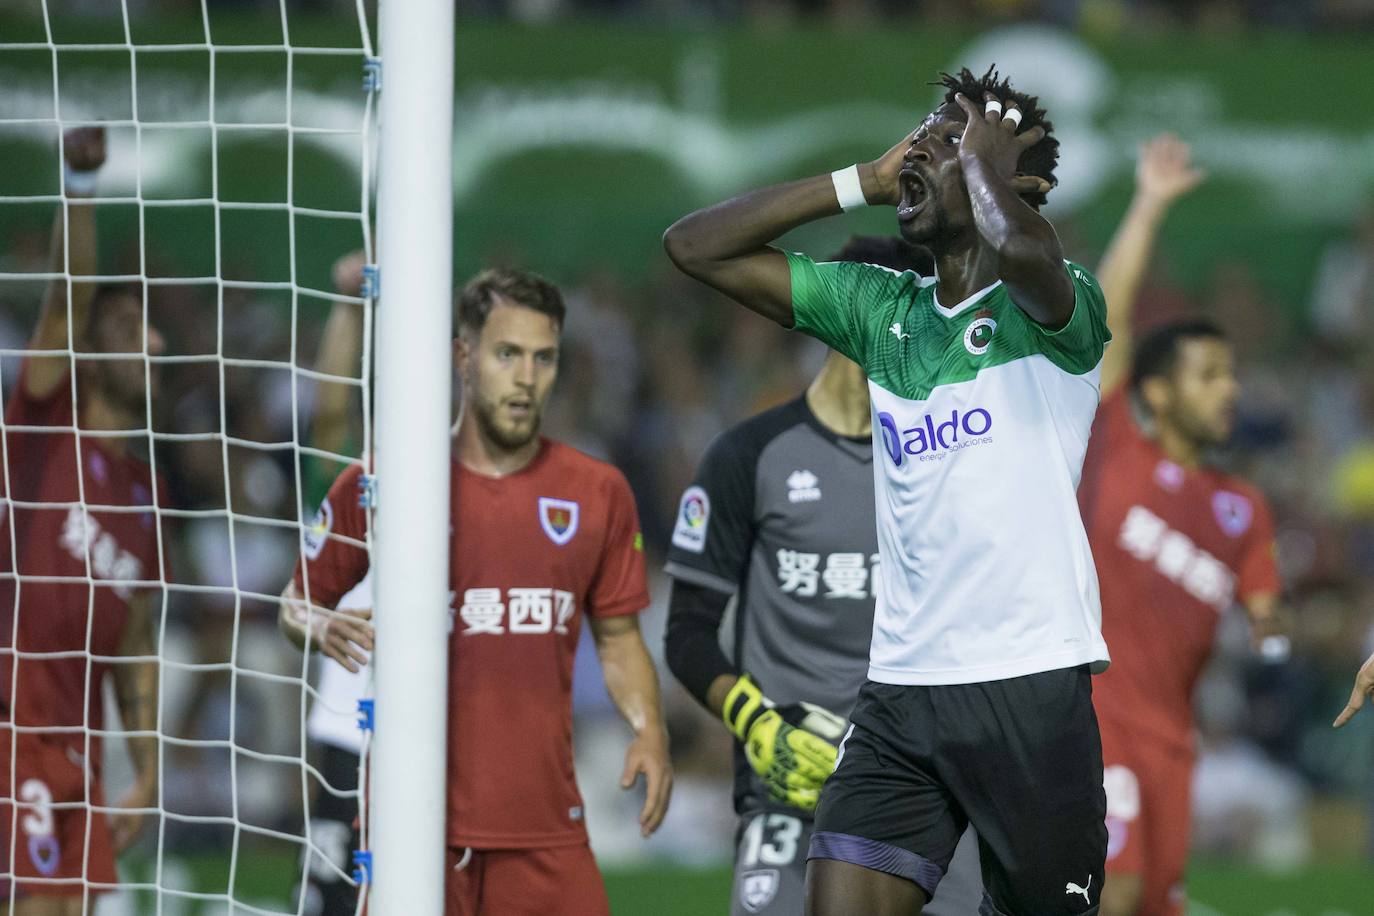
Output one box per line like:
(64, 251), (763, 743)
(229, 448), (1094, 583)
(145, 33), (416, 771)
(0, 4), (386, 912)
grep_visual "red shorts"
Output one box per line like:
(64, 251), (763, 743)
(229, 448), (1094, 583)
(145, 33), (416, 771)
(1098, 714), (1192, 916)
(445, 844), (608, 916)
(0, 728), (117, 899)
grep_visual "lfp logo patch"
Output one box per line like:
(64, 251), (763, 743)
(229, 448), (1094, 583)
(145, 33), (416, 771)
(539, 497), (579, 546)
(671, 485), (710, 553)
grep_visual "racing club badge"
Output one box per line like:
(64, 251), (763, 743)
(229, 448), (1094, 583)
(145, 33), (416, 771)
(539, 497), (580, 546)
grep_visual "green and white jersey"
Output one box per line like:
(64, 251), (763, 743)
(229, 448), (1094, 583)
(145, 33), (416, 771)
(788, 252), (1112, 685)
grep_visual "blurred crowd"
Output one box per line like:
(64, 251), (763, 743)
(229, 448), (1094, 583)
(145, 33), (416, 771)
(97, 0), (1374, 29)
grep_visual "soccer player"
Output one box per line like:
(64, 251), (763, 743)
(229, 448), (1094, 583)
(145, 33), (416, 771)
(0, 127), (165, 912)
(278, 267), (673, 916)
(663, 235), (983, 916)
(295, 249), (371, 915)
(665, 67), (1111, 916)
(1082, 134), (1283, 916)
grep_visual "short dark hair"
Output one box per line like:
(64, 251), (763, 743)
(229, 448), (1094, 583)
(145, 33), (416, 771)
(936, 65), (1058, 209)
(829, 236), (934, 276)
(82, 282), (142, 348)
(455, 267), (566, 337)
(1131, 319), (1228, 393)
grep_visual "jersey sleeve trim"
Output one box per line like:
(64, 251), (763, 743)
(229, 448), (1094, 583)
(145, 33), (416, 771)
(1024, 261), (1112, 376)
(663, 560), (738, 596)
(588, 591), (649, 619)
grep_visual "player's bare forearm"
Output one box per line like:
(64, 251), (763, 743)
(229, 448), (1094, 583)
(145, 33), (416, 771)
(591, 613), (667, 738)
(1096, 195), (1168, 393)
(311, 251), (367, 455)
(114, 597), (160, 795)
(663, 175), (845, 326)
(959, 154), (1072, 327)
(1097, 135), (1206, 394)
(29, 128), (106, 399)
(278, 581), (374, 672)
(591, 613), (673, 835)
(278, 581), (313, 652)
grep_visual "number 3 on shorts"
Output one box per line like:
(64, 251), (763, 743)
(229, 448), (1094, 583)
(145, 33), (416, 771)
(19, 779), (55, 838)
(740, 813), (803, 866)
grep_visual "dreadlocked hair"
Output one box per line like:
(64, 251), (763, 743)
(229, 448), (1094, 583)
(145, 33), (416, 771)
(936, 65), (1059, 209)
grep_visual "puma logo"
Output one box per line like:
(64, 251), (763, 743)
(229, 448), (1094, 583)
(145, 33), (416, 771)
(1065, 874), (1092, 905)
(889, 322), (909, 340)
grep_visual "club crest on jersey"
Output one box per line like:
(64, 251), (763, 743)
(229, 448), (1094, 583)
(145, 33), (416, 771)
(963, 308), (997, 356)
(739, 869), (780, 913)
(1212, 491), (1252, 538)
(539, 497), (580, 546)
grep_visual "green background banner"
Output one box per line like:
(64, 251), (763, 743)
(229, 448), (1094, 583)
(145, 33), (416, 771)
(2, 14), (1372, 311)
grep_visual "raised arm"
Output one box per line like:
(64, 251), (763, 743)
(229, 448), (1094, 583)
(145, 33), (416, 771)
(589, 613), (673, 837)
(27, 127), (106, 399)
(661, 134), (914, 326)
(954, 92), (1071, 328)
(1096, 134), (1206, 394)
(311, 250), (367, 457)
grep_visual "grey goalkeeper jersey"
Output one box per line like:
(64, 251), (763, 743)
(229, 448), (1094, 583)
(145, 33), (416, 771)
(666, 396), (878, 815)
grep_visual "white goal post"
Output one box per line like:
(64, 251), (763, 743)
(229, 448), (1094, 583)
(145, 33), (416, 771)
(371, 0), (454, 912)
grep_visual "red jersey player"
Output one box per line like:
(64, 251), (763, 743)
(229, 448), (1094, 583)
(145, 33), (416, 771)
(1080, 135), (1284, 916)
(278, 267), (673, 916)
(1, 128), (166, 912)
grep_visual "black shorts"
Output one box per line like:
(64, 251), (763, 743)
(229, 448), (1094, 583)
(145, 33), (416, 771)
(302, 743), (362, 915)
(808, 666), (1106, 916)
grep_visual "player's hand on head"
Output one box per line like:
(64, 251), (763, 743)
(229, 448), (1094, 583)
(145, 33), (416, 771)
(620, 726), (673, 837)
(952, 92), (1047, 188)
(868, 128), (921, 207)
(1334, 651), (1374, 728)
(1135, 133), (1206, 206)
(63, 126), (106, 173)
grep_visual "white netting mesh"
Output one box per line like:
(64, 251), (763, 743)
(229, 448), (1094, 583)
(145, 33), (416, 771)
(0, 3), (377, 912)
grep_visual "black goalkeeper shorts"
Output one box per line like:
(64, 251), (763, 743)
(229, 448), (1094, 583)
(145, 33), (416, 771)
(808, 666), (1106, 916)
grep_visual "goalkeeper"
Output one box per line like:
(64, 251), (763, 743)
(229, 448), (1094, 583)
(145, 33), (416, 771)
(664, 238), (980, 916)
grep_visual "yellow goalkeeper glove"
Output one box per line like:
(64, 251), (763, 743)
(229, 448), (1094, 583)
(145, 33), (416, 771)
(721, 674), (847, 812)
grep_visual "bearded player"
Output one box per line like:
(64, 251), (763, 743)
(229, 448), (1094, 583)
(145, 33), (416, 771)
(1, 128), (165, 912)
(664, 236), (983, 916)
(1082, 135), (1284, 916)
(666, 67), (1110, 915)
(278, 267), (672, 916)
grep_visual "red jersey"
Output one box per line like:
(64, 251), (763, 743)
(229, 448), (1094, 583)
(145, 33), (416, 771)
(295, 439), (649, 849)
(0, 363), (167, 768)
(1079, 390), (1280, 752)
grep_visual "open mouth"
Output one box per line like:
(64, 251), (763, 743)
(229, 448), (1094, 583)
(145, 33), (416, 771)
(896, 168), (928, 221)
(506, 398), (533, 419)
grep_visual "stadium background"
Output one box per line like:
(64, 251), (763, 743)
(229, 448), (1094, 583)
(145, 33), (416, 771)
(2, 2), (1374, 913)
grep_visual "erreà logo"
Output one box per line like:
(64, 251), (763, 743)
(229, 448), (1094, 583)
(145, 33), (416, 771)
(963, 308), (997, 356)
(878, 408), (993, 467)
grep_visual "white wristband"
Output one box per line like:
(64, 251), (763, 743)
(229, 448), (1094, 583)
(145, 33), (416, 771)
(63, 164), (100, 196)
(831, 164), (867, 212)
